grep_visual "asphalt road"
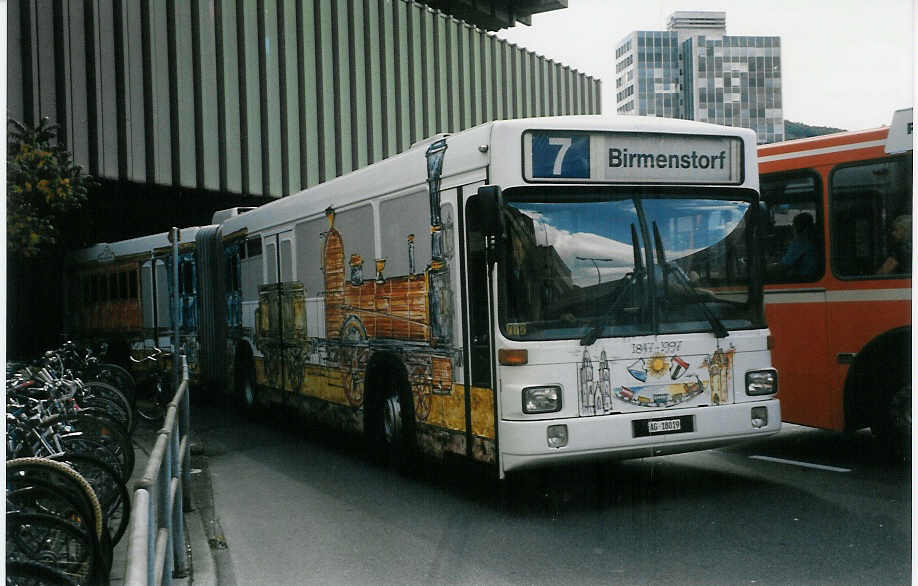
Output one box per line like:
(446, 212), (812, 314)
(188, 400), (911, 586)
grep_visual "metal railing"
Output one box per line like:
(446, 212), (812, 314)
(124, 355), (192, 585)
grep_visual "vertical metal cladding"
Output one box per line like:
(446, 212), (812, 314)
(8, 0), (601, 199)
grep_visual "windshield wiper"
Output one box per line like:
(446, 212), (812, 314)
(580, 224), (645, 346)
(652, 222), (728, 338)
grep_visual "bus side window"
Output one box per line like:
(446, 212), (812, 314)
(243, 236), (263, 299)
(265, 242), (278, 284)
(179, 258), (196, 295)
(130, 269), (138, 299)
(226, 246), (241, 293)
(760, 171), (823, 283)
(831, 157), (912, 278)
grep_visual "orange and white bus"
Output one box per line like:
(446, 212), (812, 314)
(758, 108), (912, 455)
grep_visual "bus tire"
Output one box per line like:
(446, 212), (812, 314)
(872, 379), (911, 464)
(366, 356), (417, 474)
(854, 327), (912, 463)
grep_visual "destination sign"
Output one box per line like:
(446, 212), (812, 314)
(523, 131), (743, 184)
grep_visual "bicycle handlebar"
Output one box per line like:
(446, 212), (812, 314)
(129, 347), (168, 363)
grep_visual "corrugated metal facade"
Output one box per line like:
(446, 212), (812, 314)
(8, 0), (601, 199)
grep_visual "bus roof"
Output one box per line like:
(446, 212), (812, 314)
(71, 227), (201, 265)
(221, 115), (759, 237)
(759, 108), (913, 166)
(758, 126), (890, 161)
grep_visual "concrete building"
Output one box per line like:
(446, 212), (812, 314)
(615, 11), (783, 144)
(7, 0), (597, 241)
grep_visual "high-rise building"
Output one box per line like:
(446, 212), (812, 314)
(615, 11), (784, 144)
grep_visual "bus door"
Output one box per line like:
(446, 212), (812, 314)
(826, 155), (912, 428)
(462, 186), (497, 459)
(258, 231), (306, 392)
(760, 171), (833, 428)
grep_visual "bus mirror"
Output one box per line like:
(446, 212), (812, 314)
(476, 185), (504, 239)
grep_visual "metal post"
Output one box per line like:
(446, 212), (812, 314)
(171, 227), (180, 385)
(181, 358), (192, 511)
(171, 423), (189, 578)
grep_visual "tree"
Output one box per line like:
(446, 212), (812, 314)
(7, 118), (97, 359)
(7, 117), (94, 259)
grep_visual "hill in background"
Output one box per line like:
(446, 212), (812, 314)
(784, 120), (846, 140)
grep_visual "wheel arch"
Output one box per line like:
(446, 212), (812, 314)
(362, 351), (414, 431)
(843, 325), (912, 431)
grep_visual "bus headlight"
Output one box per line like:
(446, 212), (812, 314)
(746, 369), (778, 396)
(522, 385), (562, 414)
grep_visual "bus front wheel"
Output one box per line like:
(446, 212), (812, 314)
(367, 359), (417, 474)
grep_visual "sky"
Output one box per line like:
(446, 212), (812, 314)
(495, 0), (915, 131)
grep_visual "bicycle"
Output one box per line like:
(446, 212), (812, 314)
(130, 347), (173, 425)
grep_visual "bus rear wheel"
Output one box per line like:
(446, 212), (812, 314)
(873, 379), (911, 464)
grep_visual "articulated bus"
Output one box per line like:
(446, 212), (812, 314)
(758, 108), (912, 455)
(69, 116), (780, 478)
(66, 227), (203, 367)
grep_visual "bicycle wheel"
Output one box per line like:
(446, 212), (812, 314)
(82, 380), (133, 434)
(135, 376), (169, 425)
(6, 512), (98, 586)
(90, 362), (136, 407)
(65, 413), (135, 481)
(5, 559), (80, 586)
(6, 458), (104, 542)
(56, 432), (125, 484)
(6, 481), (98, 548)
(40, 411), (127, 475)
(49, 453), (131, 546)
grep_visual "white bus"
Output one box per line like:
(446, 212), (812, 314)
(67, 115), (781, 478)
(189, 115), (780, 477)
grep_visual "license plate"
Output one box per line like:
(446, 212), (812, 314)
(632, 415), (694, 438)
(650, 419), (681, 433)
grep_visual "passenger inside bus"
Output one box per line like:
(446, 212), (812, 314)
(772, 212), (820, 281)
(876, 214), (912, 275)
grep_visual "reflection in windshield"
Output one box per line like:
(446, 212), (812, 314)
(500, 190), (763, 341)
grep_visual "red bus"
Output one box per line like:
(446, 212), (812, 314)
(758, 108), (912, 457)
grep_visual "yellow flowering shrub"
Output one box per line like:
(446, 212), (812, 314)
(7, 118), (94, 258)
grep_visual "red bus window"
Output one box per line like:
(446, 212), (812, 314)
(830, 156), (912, 279)
(760, 172), (823, 283)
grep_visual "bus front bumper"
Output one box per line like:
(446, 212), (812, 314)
(499, 399), (780, 476)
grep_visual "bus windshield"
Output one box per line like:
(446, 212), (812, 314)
(500, 187), (764, 341)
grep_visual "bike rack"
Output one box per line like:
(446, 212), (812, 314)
(124, 355), (192, 585)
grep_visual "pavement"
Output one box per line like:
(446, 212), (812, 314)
(109, 416), (218, 586)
